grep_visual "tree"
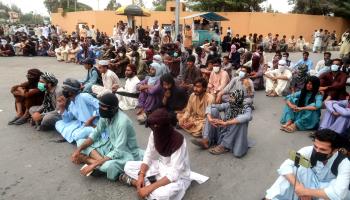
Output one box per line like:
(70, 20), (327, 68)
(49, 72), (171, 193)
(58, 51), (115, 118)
(44, 0), (93, 14)
(186, 0), (266, 12)
(20, 12), (45, 24)
(152, 0), (169, 11)
(105, 0), (122, 11)
(289, 0), (350, 18)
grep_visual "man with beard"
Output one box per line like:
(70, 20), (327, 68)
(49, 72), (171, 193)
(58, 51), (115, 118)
(310, 52), (332, 77)
(71, 93), (143, 181)
(121, 108), (191, 200)
(116, 64), (141, 110)
(160, 73), (188, 123)
(177, 77), (214, 137)
(264, 129), (350, 200)
(55, 78), (100, 143)
(9, 69), (44, 125)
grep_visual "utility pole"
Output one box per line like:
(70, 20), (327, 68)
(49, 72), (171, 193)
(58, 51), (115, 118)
(175, 0), (180, 39)
(75, 0), (77, 12)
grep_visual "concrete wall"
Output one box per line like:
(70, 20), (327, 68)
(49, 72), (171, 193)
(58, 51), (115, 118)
(51, 10), (350, 42)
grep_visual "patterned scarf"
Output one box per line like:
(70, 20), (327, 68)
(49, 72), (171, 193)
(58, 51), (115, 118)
(42, 89), (56, 114)
(225, 90), (245, 120)
(296, 64), (309, 85)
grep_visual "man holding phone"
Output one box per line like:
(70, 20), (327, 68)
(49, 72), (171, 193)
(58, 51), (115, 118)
(264, 129), (350, 200)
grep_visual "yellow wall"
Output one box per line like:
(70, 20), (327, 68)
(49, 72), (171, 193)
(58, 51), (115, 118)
(51, 10), (350, 42)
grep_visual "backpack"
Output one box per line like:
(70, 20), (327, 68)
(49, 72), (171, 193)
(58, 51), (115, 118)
(90, 67), (103, 86)
(310, 150), (350, 189)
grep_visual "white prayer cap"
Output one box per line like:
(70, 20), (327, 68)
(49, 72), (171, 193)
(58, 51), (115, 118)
(278, 59), (287, 66)
(153, 54), (162, 63)
(98, 60), (109, 66)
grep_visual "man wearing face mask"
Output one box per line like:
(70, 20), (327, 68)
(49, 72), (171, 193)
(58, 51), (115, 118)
(207, 58), (230, 95)
(121, 108), (191, 200)
(216, 66), (254, 104)
(319, 59), (348, 101)
(310, 52), (332, 77)
(264, 60), (292, 97)
(264, 129), (350, 200)
(55, 78), (100, 143)
(71, 93), (143, 181)
(29, 72), (61, 131)
(9, 69), (44, 125)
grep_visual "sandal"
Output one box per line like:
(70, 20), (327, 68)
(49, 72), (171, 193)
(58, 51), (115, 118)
(119, 173), (134, 186)
(208, 145), (229, 155)
(282, 124), (297, 133)
(191, 139), (209, 149)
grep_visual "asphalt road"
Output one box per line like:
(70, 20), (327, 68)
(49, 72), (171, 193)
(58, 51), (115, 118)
(0, 51), (340, 200)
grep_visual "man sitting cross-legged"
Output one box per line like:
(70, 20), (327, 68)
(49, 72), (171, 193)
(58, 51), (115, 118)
(177, 77), (215, 137)
(120, 108), (191, 200)
(71, 93), (143, 181)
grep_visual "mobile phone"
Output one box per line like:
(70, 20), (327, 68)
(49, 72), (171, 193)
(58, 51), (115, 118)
(147, 175), (157, 184)
(289, 150), (311, 168)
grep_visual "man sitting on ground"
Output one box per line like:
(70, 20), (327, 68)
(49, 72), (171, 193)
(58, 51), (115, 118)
(177, 78), (214, 137)
(55, 78), (100, 143)
(81, 58), (102, 94)
(264, 129), (350, 200)
(92, 60), (120, 98)
(319, 58), (348, 101)
(207, 58), (230, 96)
(121, 108), (191, 200)
(116, 64), (140, 111)
(179, 55), (202, 92)
(29, 72), (61, 131)
(264, 60), (292, 97)
(71, 93), (143, 181)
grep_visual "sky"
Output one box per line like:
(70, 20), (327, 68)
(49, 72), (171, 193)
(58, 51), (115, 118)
(0, 0), (293, 16)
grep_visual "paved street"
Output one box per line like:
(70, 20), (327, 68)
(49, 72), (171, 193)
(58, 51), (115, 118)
(0, 52), (341, 200)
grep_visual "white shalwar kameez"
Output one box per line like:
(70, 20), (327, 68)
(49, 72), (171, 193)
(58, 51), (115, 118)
(265, 146), (350, 200)
(91, 69), (120, 98)
(124, 132), (191, 200)
(265, 69), (292, 96)
(116, 76), (140, 110)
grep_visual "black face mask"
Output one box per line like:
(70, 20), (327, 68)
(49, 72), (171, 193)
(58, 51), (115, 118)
(62, 90), (71, 99)
(99, 107), (117, 119)
(312, 148), (330, 162)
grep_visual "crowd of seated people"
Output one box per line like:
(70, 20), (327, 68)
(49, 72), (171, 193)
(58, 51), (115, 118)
(4, 21), (350, 200)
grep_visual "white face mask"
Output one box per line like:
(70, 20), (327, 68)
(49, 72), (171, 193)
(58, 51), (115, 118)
(282, 56), (287, 60)
(331, 64), (339, 72)
(210, 51), (214, 55)
(213, 66), (220, 73)
(278, 65), (286, 72)
(118, 53), (124, 57)
(239, 71), (246, 79)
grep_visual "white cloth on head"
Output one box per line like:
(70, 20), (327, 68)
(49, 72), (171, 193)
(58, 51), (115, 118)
(91, 69), (120, 98)
(98, 60), (110, 66)
(265, 68), (292, 96)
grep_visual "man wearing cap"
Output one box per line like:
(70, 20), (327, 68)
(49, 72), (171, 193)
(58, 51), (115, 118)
(81, 58), (101, 94)
(55, 40), (69, 62)
(152, 54), (169, 76)
(92, 60), (120, 98)
(71, 93), (143, 181)
(29, 72), (61, 131)
(264, 60), (293, 97)
(55, 78), (100, 143)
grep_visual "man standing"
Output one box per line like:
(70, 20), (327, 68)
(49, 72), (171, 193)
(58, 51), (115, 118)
(71, 93), (143, 181)
(264, 129), (350, 200)
(177, 78), (214, 137)
(55, 78), (100, 143)
(313, 29), (323, 53)
(92, 60), (120, 98)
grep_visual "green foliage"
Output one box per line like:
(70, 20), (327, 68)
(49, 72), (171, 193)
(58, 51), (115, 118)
(152, 0), (168, 11)
(186, 0), (266, 12)
(289, 0), (350, 18)
(44, 0), (93, 14)
(20, 13), (44, 24)
(105, 0), (122, 11)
